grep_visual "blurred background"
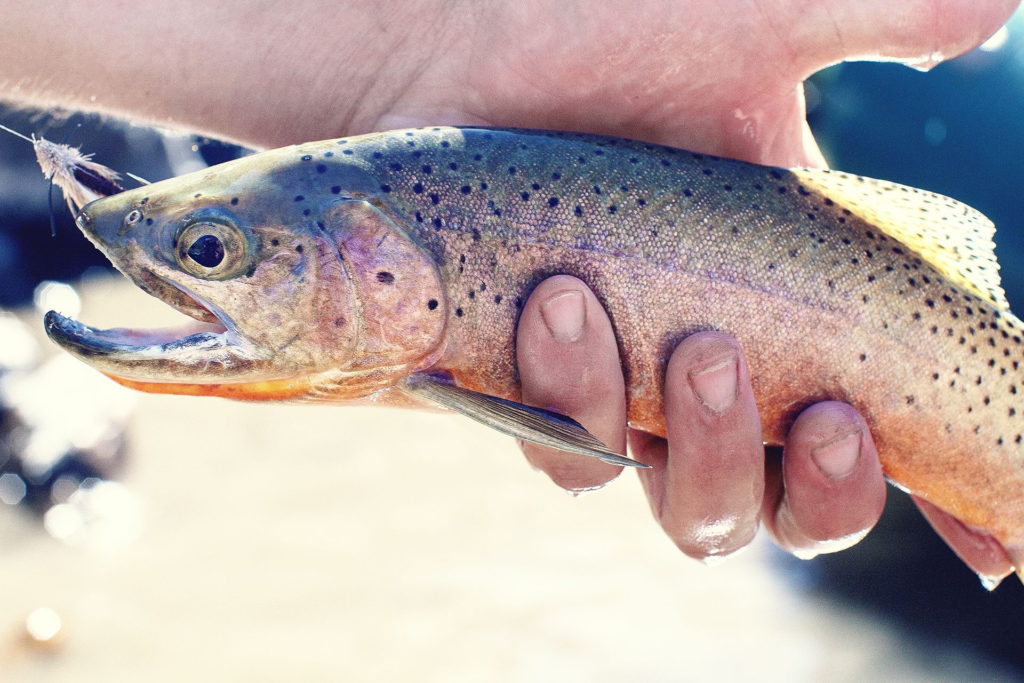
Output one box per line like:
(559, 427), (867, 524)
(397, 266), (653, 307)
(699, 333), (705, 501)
(1, 9), (1023, 681)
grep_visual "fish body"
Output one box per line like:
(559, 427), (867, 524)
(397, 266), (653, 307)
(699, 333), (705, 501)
(46, 127), (1024, 566)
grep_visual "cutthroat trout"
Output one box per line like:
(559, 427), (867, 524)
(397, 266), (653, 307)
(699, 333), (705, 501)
(45, 127), (1024, 572)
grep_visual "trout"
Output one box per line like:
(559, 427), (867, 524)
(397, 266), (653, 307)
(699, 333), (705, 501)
(44, 127), (1024, 572)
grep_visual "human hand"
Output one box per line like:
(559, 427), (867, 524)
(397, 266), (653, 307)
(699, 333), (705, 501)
(500, 0), (1019, 581)
(3, 0), (1017, 579)
(518, 275), (887, 561)
(517, 278), (1018, 581)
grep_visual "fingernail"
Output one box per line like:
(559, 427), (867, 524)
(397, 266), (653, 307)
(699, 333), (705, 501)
(689, 355), (737, 413)
(540, 290), (586, 343)
(811, 431), (861, 480)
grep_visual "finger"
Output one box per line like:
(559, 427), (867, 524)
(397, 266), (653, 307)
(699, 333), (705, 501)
(912, 496), (1015, 589)
(632, 332), (764, 560)
(779, 0), (1018, 77)
(764, 402), (886, 559)
(516, 275), (626, 492)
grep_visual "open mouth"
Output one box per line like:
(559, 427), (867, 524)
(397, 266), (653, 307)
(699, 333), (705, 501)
(43, 272), (239, 384)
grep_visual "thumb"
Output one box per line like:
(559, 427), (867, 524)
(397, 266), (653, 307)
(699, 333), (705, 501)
(779, 0), (1019, 78)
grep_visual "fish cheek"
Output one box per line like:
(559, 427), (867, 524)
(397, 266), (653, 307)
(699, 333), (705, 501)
(321, 200), (446, 369)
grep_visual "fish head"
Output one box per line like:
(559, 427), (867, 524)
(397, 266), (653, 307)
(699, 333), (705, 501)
(46, 146), (447, 401)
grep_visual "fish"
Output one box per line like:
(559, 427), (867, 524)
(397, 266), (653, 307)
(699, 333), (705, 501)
(42, 127), (1024, 577)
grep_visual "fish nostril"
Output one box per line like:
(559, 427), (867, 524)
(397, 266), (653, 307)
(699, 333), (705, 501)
(75, 211), (92, 231)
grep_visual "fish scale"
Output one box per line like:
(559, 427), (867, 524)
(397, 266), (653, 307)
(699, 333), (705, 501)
(43, 126), (1024, 574)
(353, 128), (1024, 554)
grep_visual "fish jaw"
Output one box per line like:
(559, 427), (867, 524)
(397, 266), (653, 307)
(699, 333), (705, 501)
(44, 310), (261, 384)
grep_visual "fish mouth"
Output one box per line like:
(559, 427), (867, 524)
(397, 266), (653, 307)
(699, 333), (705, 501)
(43, 272), (252, 386)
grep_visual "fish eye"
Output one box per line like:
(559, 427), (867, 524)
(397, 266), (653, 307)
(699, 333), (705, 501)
(124, 209), (143, 226)
(175, 221), (250, 279)
(187, 234), (224, 267)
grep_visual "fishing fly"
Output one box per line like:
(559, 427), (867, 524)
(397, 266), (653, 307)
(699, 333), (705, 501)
(0, 123), (127, 232)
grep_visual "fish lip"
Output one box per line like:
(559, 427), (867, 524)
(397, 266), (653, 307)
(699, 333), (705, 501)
(42, 274), (247, 383)
(43, 309), (229, 359)
(138, 268), (220, 324)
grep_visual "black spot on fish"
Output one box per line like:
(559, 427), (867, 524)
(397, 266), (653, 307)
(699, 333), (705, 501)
(455, 308), (464, 317)
(390, 162), (403, 171)
(296, 245), (304, 253)
(331, 186), (342, 194)
(230, 197), (239, 205)
(494, 295), (503, 304)
(145, 217), (154, 225)
(271, 239), (280, 246)
(427, 299), (439, 310)
(302, 209), (311, 216)
(376, 271), (395, 284)
(472, 229), (481, 241)
(422, 165), (432, 174)
(468, 290), (476, 299)
(325, 151), (334, 157)
(413, 183), (424, 194)
(683, 189), (693, 198)
(430, 193), (440, 205)
(574, 205), (583, 217)
(548, 197), (559, 207)
(380, 184), (392, 193)
(551, 172), (561, 180)
(294, 195), (305, 202)
(441, 141), (451, 148)
(316, 164), (327, 174)
(521, 192), (530, 201)
(432, 217), (442, 230)
(301, 154), (312, 161)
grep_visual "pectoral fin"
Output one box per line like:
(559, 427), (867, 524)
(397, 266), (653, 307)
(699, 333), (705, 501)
(402, 374), (648, 468)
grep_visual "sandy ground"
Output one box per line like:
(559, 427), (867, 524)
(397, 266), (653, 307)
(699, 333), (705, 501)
(0, 277), (1018, 682)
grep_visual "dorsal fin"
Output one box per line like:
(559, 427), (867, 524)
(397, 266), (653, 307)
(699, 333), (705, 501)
(791, 168), (1007, 310)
